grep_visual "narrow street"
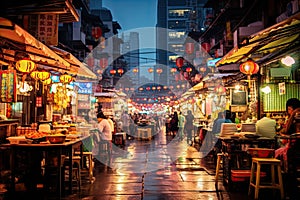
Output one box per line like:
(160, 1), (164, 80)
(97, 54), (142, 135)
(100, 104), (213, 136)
(80, 129), (252, 200)
(26, 127), (253, 200)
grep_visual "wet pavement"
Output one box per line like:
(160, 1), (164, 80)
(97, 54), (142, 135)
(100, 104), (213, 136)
(5, 128), (277, 200)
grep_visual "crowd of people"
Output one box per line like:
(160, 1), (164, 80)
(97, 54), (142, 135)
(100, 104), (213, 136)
(91, 97), (300, 163)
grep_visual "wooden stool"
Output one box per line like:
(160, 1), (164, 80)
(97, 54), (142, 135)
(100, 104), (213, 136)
(215, 152), (227, 190)
(75, 151), (94, 183)
(248, 158), (284, 199)
(64, 156), (81, 190)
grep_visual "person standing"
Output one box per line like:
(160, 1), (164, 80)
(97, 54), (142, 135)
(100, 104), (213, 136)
(185, 110), (194, 145)
(178, 112), (185, 141)
(170, 111), (179, 137)
(121, 111), (131, 139)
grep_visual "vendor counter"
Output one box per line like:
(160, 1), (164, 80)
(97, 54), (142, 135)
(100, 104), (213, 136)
(1, 135), (90, 197)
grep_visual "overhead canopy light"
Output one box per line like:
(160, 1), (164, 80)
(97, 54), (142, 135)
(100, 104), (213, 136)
(281, 56), (295, 67)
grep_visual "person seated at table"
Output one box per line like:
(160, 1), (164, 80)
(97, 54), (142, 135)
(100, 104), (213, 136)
(93, 112), (112, 159)
(211, 110), (232, 135)
(209, 110), (232, 157)
(256, 114), (276, 138)
(275, 98), (300, 170)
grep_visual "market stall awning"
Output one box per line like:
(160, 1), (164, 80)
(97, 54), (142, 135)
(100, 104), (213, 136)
(216, 12), (300, 67)
(1, 0), (79, 23)
(0, 17), (78, 73)
(191, 73), (238, 91)
(76, 64), (97, 80)
(50, 46), (98, 79)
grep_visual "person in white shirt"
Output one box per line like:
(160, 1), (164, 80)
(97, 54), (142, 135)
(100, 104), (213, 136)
(107, 117), (115, 135)
(97, 112), (112, 141)
(93, 112), (112, 158)
(256, 115), (276, 138)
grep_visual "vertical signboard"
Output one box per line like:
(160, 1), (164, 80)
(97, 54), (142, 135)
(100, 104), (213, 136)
(37, 14), (59, 45)
(0, 70), (17, 102)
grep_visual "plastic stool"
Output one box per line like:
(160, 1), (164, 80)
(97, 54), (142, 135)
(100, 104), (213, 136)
(64, 156), (81, 190)
(248, 158), (284, 199)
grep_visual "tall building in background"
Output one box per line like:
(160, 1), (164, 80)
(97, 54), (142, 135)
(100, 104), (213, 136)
(122, 32), (140, 69)
(156, 0), (207, 86)
(90, 0), (103, 9)
(121, 32), (140, 85)
(90, 0), (123, 88)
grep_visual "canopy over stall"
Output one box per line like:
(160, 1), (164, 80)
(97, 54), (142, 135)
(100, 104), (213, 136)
(0, 17), (79, 74)
(216, 12), (300, 68)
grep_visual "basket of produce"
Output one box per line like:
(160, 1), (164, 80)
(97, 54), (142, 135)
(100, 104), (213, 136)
(25, 131), (48, 143)
(46, 134), (66, 144)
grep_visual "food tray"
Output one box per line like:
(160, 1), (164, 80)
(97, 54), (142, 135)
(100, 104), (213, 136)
(7, 136), (27, 144)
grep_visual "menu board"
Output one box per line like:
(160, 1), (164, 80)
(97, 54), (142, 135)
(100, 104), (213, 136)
(0, 70), (17, 103)
(231, 90), (247, 106)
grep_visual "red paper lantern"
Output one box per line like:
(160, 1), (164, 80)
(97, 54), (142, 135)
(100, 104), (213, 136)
(199, 66), (207, 73)
(92, 27), (102, 40)
(176, 57), (184, 68)
(186, 67), (192, 73)
(133, 68), (139, 73)
(239, 60), (259, 75)
(117, 68), (124, 75)
(110, 69), (116, 75)
(201, 42), (211, 53)
(185, 42), (194, 54)
(170, 68), (177, 74)
(99, 57), (108, 68)
(156, 68), (163, 74)
(148, 68), (153, 73)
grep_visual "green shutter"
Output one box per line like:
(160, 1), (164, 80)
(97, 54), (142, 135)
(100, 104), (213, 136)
(262, 83), (300, 112)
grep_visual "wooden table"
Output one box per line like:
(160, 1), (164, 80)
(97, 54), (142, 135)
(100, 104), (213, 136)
(1, 135), (90, 197)
(219, 136), (276, 189)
